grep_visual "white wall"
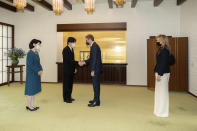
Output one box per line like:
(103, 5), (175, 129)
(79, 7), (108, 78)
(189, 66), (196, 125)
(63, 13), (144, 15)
(57, 32), (63, 62)
(0, 0), (180, 85)
(180, 0), (197, 96)
(0, 8), (15, 25)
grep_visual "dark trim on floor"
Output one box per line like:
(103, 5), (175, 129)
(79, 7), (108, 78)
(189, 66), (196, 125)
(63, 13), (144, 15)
(126, 85), (147, 87)
(14, 81), (58, 84)
(1, 81), (149, 87)
(188, 92), (197, 98)
(41, 82), (58, 84)
(0, 81), (14, 86)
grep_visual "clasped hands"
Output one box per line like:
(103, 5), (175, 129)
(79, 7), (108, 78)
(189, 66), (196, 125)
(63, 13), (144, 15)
(78, 61), (85, 67)
(78, 61), (95, 77)
(38, 70), (43, 76)
(156, 75), (161, 82)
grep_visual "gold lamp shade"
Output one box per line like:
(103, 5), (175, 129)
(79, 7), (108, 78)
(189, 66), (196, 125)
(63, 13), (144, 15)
(85, 0), (95, 14)
(13, 0), (27, 10)
(53, 0), (64, 15)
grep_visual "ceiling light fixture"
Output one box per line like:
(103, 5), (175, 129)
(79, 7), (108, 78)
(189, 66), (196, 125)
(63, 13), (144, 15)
(53, 0), (64, 15)
(13, 0), (27, 10)
(113, 0), (125, 7)
(85, 0), (95, 14)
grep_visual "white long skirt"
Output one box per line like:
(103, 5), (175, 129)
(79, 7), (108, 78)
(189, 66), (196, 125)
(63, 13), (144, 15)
(154, 73), (170, 117)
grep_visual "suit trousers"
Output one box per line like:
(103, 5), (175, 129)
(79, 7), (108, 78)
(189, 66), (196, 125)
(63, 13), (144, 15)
(92, 73), (100, 102)
(154, 73), (170, 117)
(63, 74), (74, 100)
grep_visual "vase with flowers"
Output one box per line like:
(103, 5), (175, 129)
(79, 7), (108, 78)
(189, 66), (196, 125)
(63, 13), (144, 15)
(6, 48), (26, 66)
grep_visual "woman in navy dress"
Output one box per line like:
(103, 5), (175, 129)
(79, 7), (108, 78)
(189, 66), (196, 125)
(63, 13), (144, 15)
(25, 39), (43, 111)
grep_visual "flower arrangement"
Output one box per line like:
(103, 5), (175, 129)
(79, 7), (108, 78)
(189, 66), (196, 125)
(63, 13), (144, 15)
(6, 48), (26, 66)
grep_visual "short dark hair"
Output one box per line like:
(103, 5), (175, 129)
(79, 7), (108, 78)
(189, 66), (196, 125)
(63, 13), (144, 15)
(86, 34), (94, 41)
(29, 39), (42, 49)
(67, 37), (76, 45)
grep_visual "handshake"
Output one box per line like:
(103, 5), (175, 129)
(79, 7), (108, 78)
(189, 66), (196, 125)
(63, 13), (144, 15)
(78, 61), (86, 67)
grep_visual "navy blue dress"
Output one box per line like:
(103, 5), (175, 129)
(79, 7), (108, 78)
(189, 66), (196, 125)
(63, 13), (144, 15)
(25, 50), (42, 96)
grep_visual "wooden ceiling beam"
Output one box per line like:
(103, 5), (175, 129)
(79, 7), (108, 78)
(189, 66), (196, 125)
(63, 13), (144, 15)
(154, 0), (164, 7)
(108, 0), (113, 8)
(0, 1), (17, 12)
(32, 0), (52, 11)
(6, 0), (34, 11)
(26, 3), (34, 11)
(131, 0), (138, 8)
(63, 0), (72, 10)
(177, 0), (187, 6)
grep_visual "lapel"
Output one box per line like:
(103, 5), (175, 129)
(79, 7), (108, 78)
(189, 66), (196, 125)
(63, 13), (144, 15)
(157, 48), (162, 56)
(66, 46), (74, 59)
(90, 42), (95, 52)
(66, 46), (72, 53)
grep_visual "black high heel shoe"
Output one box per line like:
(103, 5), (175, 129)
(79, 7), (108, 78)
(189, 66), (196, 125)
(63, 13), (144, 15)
(33, 107), (40, 110)
(26, 106), (37, 111)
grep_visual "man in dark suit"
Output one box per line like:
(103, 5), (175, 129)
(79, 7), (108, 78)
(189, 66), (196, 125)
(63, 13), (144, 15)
(62, 37), (78, 103)
(79, 34), (102, 107)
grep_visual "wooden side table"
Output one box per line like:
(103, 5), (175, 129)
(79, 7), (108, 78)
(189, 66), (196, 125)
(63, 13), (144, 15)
(7, 65), (25, 86)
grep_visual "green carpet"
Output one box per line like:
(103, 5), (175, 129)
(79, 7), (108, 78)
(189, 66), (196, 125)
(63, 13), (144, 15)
(0, 83), (197, 131)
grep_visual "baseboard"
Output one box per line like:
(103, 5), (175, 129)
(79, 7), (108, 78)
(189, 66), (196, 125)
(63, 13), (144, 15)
(126, 85), (147, 87)
(15, 81), (127, 85)
(188, 91), (197, 98)
(0, 81), (14, 86)
(14, 81), (58, 84)
(2, 81), (148, 87)
(41, 82), (58, 84)
(60, 82), (127, 86)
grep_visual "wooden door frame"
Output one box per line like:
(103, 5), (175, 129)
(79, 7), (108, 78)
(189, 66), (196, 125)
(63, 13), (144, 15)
(0, 22), (15, 86)
(57, 22), (127, 32)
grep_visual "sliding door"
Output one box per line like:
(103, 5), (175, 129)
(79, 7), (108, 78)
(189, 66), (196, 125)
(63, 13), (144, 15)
(0, 22), (14, 85)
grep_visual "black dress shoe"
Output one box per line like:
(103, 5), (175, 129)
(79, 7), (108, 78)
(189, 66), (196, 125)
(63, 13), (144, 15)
(89, 100), (94, 104)
(71, 98), (75, 101)
(26, 106), (37, 111)
(64, 100), (72, 103)
(88, 101), (100, 107)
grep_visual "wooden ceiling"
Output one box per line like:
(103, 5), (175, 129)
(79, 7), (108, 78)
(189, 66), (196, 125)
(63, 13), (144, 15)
(0, 0), (187, 13)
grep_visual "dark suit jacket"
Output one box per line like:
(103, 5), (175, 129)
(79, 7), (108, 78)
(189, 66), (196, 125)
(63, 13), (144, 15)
(62, 46), (78, 76)
(154, 47), (170, 76)
(85, 42), (102, 73)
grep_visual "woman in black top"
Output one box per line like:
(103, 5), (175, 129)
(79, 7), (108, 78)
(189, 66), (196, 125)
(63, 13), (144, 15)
(154, 35), (171, 117)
